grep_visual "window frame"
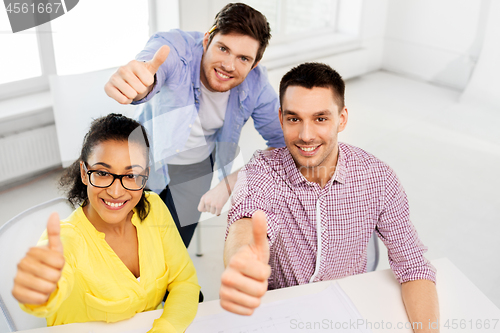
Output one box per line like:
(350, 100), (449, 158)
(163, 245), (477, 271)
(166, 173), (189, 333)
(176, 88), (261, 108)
(0, 0), (158, 101)
(265, 0), (341, 45)
(258, 0), (363, 70)
(0, 21), (56, 100)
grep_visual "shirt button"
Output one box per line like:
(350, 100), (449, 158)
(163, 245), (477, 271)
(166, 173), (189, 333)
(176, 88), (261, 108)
(189, 124), (192, 128)
(176, 149), (180, 153)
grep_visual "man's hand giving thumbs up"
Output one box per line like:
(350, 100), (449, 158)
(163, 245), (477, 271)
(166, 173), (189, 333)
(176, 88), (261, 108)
(220, 210), (271, 315)
(105, 45), (170, 104)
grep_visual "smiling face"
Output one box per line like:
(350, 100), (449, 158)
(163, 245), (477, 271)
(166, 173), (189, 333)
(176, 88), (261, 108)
(279, 86), (348, 183)
(80, 140), (148, 228)
(200, 32), (260, 92)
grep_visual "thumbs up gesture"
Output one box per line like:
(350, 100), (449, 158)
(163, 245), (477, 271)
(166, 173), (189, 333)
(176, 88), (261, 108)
(105, 45), (170, 104)
(219, 211), (271, 315)
(12, 213), (65, 305)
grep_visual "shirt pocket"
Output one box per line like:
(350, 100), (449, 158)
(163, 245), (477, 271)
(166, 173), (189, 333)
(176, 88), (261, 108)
(84, 292), (132, 323)
(155, 269), (169, 304)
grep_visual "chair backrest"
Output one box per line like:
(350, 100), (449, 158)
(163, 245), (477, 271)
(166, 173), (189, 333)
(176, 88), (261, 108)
(366, 231), (380, 272)
(0, 198), (74, 332)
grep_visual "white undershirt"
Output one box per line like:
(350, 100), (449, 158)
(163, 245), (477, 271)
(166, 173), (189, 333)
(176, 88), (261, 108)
(168, 82), (229, 165)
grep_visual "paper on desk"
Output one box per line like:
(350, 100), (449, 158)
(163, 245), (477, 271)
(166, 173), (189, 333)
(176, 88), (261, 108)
(186, 282), (373, 333)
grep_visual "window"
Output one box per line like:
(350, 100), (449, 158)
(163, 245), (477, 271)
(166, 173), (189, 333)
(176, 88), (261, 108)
(241, 0), (339, 42)
(0, 11), (41, 85)
(236, 0), (362, 69)
(50, 0), (150, 75)
(0, 0), (150, 99)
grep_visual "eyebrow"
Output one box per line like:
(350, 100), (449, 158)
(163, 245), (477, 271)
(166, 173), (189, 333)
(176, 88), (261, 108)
(312, 110), (332, 116)
(283, 110), (298, 116)
(283, 110), (332, 116)
(215, 41), (255, 62)
(91, 162), (145, 170)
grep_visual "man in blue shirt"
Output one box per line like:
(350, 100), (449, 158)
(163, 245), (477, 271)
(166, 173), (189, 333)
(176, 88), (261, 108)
(105, 3), (285, 247)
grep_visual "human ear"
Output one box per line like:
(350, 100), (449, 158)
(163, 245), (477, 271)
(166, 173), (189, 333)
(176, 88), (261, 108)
(338, 107), (348, 133)
(80, 162), (88, 185)
(278, 107), (284, 129)
(202, 32), (210, 52)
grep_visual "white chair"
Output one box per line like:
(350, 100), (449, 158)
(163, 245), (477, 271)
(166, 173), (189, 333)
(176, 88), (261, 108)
(0, 198), (73, 332)
(366, 231), (380, 272)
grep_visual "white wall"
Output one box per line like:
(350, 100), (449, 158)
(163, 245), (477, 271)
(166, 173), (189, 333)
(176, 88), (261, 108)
(153, 0), (180, 33)
(383, 0), (490, 90)
(460, 0), (500, 109)
(179, 0), (215, 32)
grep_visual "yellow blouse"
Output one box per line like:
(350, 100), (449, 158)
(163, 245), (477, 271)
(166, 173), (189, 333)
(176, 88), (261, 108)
(20, 192), (200, 333)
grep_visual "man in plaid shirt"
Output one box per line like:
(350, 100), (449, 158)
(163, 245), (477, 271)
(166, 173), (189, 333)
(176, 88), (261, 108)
(220, 63), (439, 332)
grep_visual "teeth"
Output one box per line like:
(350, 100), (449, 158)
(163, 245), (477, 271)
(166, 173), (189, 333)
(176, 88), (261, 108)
(216, 70), (230, 79)
(300, 146), (317, 152)
(104, 200), (125, 208)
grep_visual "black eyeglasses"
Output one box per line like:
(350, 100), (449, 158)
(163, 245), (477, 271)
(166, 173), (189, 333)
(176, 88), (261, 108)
(83, 163), (148, 191)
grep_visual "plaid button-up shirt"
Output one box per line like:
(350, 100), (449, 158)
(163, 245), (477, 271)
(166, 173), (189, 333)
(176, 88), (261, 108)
(227, 143), (436, 289)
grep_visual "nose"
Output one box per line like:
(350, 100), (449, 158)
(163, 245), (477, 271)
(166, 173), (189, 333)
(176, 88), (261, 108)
(221, 55), (235, 72)
(107, 178), (125, 198)
(299, 121), (315, 143)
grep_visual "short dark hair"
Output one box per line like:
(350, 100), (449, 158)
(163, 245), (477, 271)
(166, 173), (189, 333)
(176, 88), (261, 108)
(279, 62), (345, 111)
(206, 3), (271, 65)
(59, 113), (151, 220)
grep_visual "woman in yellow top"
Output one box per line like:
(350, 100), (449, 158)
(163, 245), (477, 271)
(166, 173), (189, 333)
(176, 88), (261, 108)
(12, 114), (200, 332)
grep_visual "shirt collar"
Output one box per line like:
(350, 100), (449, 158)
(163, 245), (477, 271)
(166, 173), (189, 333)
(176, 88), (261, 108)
(75, 205), (140, 239)
(237, 77), (249, 102)
(192, 39), (204, 90)
(282, 148), (305, 187)
(283, 144), (347, 187)
(335, 143), (347, 184)
(75, 206), (105, 239)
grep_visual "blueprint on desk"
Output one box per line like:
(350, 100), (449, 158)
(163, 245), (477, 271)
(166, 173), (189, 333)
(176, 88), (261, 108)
(186, 282), (373, 333)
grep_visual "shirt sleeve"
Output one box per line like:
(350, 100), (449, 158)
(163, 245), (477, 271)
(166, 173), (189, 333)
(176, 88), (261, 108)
(19, 227), (76, 318)
(376, 166), (437, 284)
(150, 196), (200, 333)
(249, 69), (285, 149)
(226, 151), (281, 247)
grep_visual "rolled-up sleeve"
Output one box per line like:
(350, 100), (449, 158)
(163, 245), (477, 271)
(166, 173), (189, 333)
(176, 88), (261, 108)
(376, 166), (437, 284)
(226, 151), (281, 246)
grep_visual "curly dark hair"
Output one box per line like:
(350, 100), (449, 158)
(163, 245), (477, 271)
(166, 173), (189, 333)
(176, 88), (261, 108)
(59, 113), (151, 220)
(206, 3), (271, 65)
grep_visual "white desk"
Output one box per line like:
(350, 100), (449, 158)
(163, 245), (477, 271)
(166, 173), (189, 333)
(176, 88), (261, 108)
(18, 258), (500, 332)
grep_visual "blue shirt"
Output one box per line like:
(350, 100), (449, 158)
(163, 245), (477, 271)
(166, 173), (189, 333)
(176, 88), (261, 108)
(132, 30), (285, 191)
